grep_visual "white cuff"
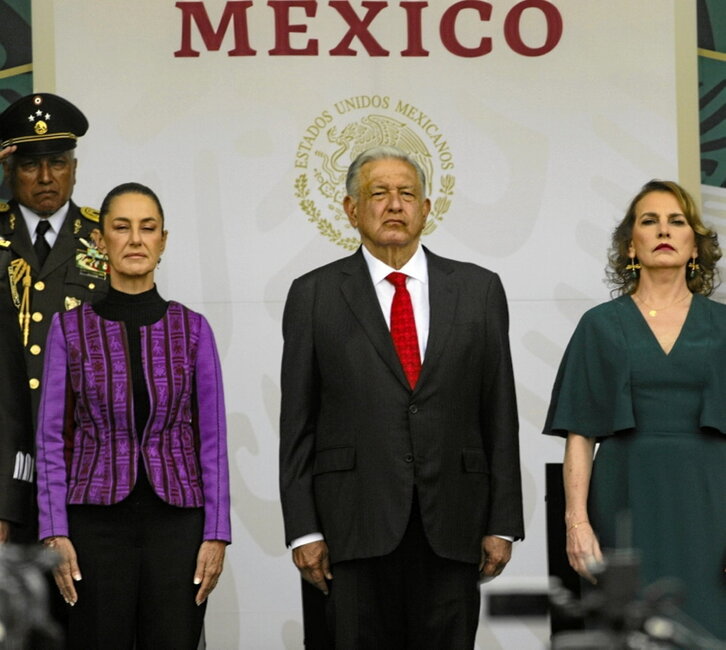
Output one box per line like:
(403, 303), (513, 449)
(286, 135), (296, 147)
(290, 532), (325, 549)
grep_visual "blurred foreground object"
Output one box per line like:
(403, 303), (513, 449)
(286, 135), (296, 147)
(486, 549), (726, 649)
(0, 544), (60, 649)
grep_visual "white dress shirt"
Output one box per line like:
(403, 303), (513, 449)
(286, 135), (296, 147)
(360, 243), (429, 361)
(19, 201), (70, 249)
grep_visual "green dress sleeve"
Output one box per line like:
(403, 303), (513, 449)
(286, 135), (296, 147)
(543, 300), (635, 439)
(698, 297), (726, 435)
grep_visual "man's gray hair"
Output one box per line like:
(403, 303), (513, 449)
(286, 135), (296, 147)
(345, 146), (427, 199)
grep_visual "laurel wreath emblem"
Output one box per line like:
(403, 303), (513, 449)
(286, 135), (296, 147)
(295, 174), (361, 250)
(295, 107), (455, 250)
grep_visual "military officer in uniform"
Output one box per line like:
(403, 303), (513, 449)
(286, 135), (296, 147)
(0, 93), (108, 543)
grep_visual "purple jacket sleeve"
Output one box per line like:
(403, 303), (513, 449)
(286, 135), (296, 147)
(195, 316), (232, 543)
(35, 313), (71, 539)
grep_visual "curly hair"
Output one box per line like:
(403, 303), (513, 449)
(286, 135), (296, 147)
(606, 180), (721, 296)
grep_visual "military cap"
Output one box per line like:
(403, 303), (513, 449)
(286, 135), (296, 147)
(0, 93), (88, 155)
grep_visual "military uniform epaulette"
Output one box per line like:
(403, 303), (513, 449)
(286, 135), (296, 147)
(0, 202), (9, 212)
(80, 206), (100, 223)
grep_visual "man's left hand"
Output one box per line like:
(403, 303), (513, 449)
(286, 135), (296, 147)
(479, 536), (512, 578)
(0, 520), (10, 543)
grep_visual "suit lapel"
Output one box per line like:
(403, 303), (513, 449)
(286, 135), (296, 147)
(418, 249), (458, 389)
(4, 201), (80, 276)
(40, 205), (79, 279)
(339, 250), (411, 390)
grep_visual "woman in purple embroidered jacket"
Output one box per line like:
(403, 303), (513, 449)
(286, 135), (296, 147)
(35, 182), (231, 650)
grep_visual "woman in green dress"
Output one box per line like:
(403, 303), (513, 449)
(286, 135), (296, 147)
(545, 180), (726, 641)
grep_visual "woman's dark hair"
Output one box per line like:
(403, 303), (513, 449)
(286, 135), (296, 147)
(99, 182), (165, 231)
(606, 179), (721, 296)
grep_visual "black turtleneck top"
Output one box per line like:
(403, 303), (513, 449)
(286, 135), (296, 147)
(92, 285), (168, 438)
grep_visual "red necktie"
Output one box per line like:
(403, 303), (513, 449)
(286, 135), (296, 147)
(386, 272), (421, 389)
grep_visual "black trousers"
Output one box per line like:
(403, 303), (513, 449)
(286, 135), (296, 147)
(324, 494), (481, 650)
(65, 477), (205, 650)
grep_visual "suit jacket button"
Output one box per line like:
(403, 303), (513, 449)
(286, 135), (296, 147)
(404, 454), (414, 463)
(29, 378), (40, 390)
(408, 404), (418, 414)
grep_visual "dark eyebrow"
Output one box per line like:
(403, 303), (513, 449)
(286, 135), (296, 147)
(638, 211), (685, 218)
(110, 216), (159, 223)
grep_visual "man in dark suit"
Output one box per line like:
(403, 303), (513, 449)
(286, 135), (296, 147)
(279, 146), (524, 649)
(0, 94), (108, 543)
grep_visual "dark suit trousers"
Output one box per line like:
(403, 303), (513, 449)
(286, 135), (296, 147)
(65, 475), (206, 650)
(325, 493), (481, 650)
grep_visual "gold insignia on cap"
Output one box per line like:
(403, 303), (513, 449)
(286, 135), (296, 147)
(74, 219), (81, 234)
(80, 206), (100, 223)
(34, 120), (48, 135)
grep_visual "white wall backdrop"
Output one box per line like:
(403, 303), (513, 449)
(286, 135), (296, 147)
(30, 1), (717, 647)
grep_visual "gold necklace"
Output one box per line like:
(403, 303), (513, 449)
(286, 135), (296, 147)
(633, 292), (691, 317)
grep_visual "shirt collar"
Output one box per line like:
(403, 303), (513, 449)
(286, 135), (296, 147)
(361, 243), (428, 286)
(18, 201), (70, 238)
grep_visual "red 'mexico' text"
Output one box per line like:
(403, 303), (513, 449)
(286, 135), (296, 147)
(175, 1), (563, 58)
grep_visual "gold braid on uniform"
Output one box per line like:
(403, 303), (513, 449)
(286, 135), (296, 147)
(8, 258), (32, 346)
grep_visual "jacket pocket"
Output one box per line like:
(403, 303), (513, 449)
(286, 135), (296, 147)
(312, 446), (355, 475)
(461, 447), (488, 473)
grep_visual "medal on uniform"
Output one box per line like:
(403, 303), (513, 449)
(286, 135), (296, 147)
(75, 238), (108, 279)
(65, 296), (81, 310)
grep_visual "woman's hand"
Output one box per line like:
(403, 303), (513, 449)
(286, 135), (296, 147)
(566, 521), (603, 584)
(563, 433), (601, 583)
(44, 536), (82, 605)
(194, 540), (226, 605)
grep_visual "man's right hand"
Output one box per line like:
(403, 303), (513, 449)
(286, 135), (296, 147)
(0, 144), (16, 162)
(0, 520), (10, 543)
(292, 540), (332, 595)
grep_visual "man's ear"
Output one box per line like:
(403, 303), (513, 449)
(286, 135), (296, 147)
(344, 195), (357, 228)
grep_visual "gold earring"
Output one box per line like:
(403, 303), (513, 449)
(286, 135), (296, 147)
(688, 256), (700, 278)
(626, 256), (641, 279)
